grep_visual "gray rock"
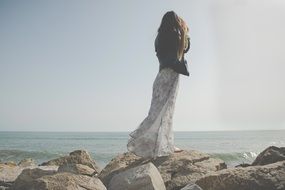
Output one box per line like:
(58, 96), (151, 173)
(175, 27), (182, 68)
(0, 183), (11, 190)
(0, 163), (22, 186)
(180, 183), (203, 190)
(99, 150), (226, 190)
(11, 168), (57, 190)
(234, 163), (251, 168)
(11, 168), (106, 190)
(252, 146), (285, 166)
(40, 150), (101, 173)
(0, 180), (12, 190)
(0, 163), (57, 188)
(58, 163), (96, 176)
(18, 158), (37, 168)
(0, 186), (8, 190)
(196, 160), (285, 190)
(108, 162), (166, 190)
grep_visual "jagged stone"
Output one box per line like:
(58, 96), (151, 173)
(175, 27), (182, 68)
(196, 160), (285, 190)
(40, 150), (101, 173)
(11, 169), (106, 190)
(252, 146), (285, 166)
(99, 150), (226, 190)
(108, 162), (166, 190)
(58, 163), (96, 176)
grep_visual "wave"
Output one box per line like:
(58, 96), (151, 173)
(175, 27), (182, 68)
(0, 149), (115, 167)
(210, 151), (258, 167)
(0, 149), (62, 164)
(0, 149), (259, 168)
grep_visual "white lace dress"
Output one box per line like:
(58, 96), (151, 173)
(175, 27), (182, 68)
(127, 67), (180, 159)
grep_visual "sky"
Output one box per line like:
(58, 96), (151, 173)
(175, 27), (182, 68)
(0, 0), (284, 132)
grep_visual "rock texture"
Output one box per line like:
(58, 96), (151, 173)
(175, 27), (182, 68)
(58, 163), (96, 176)
(99, 150), (226, 190)
(196, 160), (285, 190)
(1, 150), (107, 190)
(108, 162), (166, 190)
(0, 163), (20, 189)
(40, 150), (101, 174)
(18, 158), (37, 168)
(3, 147), (285, 190)
(11, 169), (106, 190)
(252, 146), (285, 166)
(11, 168), (57, 190)
(0, 162), (57, 189)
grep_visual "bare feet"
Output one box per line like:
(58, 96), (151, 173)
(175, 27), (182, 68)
(174, 146), (183, 153)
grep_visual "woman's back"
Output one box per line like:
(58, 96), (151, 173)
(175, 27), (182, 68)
(155, 30), (190, 76)
(155, 30), (179, 57)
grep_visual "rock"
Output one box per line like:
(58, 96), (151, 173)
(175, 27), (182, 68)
(108, 162), (166, 190)
(18, 158), (37, 167)
(99, 151), (142, 186)
(11, 170), (106, 190)
(0, 161), (57, 189)
(3, 161), (17, 167)
(99, 150), (226, 190)
(0, 186), (9, 190)
(235, 163), (251, 168)
(40, 150), (101, 173)
(196, 160), (285, 190)
(180, 183), (203, 190)
(11, 168), (57, 189)
(0, 184), (11, 190)
(0, 163), (19, 185)
(0, 180), (12, 190)
(58, 163), (96, 176)
(252, 146), (285, 166)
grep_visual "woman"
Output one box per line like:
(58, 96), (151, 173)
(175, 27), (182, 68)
(127, 11), (190, 159)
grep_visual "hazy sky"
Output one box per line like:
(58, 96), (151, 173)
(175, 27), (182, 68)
(0, 0), (284, 131)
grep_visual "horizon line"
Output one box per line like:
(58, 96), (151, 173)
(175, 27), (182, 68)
(0, 129), (284, 133)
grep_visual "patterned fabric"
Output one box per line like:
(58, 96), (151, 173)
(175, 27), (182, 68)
(127, 67), (180, 159)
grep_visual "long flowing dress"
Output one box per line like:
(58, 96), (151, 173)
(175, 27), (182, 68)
(127, 67), (180, 159)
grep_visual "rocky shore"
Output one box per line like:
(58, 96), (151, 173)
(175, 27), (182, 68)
(0, 146), (284, 190)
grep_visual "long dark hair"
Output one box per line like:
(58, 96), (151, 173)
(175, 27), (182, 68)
(158, 11), (181, 33)
(156, 11), (184, 56)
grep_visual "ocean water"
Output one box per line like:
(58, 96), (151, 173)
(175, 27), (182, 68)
(0, 130), (284, 168)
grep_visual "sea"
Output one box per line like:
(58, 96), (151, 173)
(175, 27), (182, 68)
(0, 130), (284, 168)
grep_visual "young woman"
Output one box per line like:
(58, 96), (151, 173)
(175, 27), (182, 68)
(127, 11), (190, 159)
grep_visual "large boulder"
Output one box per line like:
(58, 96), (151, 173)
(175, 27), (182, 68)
(11, 168), (57, 190)
(252, 146), (285, 166)
(196, 160), (285, 190)
(11, 169), (106, 190)
(0, 161), (57, 189)
(108, 162), (166, 190)
(0, 163), (21, 188)
(40, 150), (101, 174)
(58, 163), (96, 176)
(99, 150), (226, 190)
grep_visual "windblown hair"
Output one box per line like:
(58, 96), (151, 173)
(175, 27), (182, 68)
(158, 11), (181, 33)
(156, 11), (184, 58)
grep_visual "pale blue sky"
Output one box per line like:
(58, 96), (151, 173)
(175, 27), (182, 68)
(0, 0), (284, 131)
